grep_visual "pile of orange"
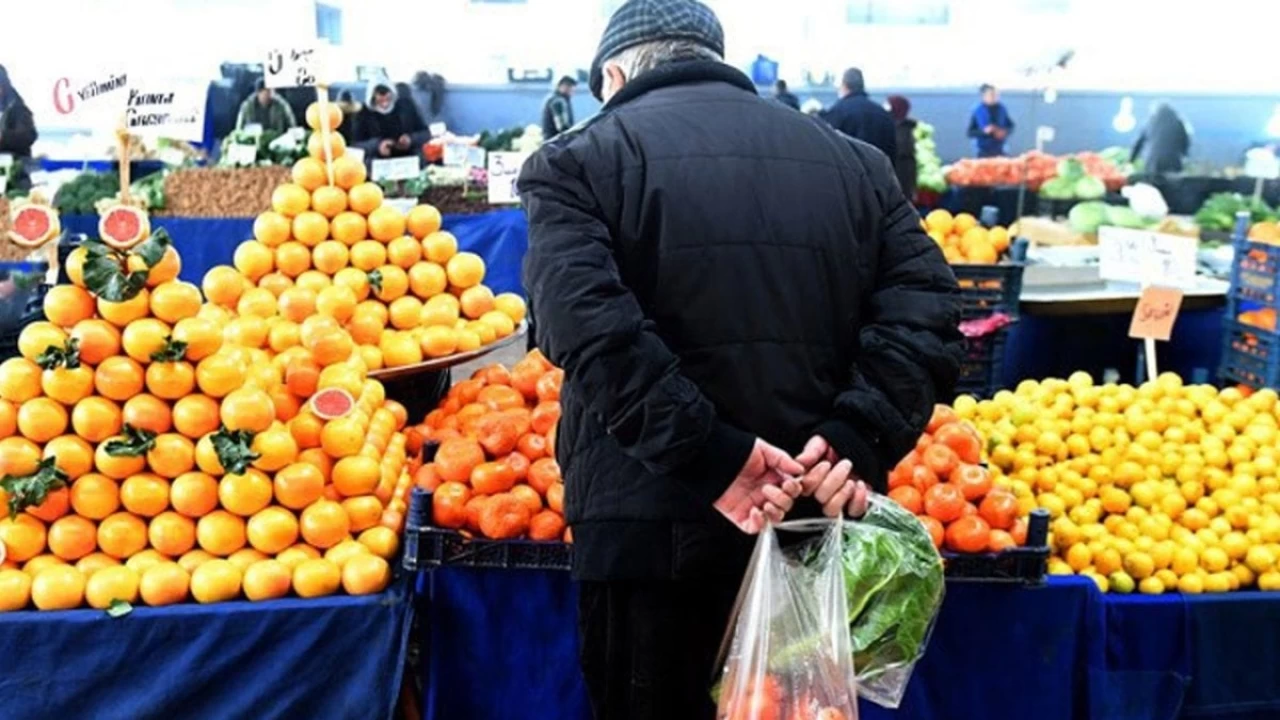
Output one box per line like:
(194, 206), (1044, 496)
(886, 405), (1030, 553)
(413, 350), (568, 543)
(208, 102), (526, 371)
(922, 210), (1011, 265)
(0, 220), (407, 612)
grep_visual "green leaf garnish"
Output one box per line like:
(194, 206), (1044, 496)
(104, 424), (158, 458)
(211, 426), (260, 476)
(1, 458), (69, 519)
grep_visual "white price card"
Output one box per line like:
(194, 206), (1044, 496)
(124, 80), (208, 143)
(488, 152), (529, 205)
(371, 156), (420, 182)
(225, 143), (259, 166)
(344, 146), (366, 165)
(242, 123), (264, 138)
(50, 71), (130, 123)
(1098, 226), (1198, 288)
(429, 122), (448, 138)
(465, 146), (487, 169)
(264, 47), (323, 89)
(443, 143), (469, 167)
(0, 175), (7, 195)
(0, 153), (12, 169)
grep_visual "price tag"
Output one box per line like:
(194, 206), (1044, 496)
(371, 156), (420, 182)
(1129, 286), (1184, 341)
(429, 122), (448, 138)
(0, 153), (12, 169)
(1244, 148), (1280, 180)
(466, 146), (487, 169)
(1098, 226), (1197, 288)
(0, 175), (7, 195)
(242, 123), (264, 138)
(225, 143), (259, 166)
(264, 47), (323, 89)
(123, 80), (208, 142)
(443, 143), (469, 167)
(344, 146), (366, 165)
(488, 152), (529, 205)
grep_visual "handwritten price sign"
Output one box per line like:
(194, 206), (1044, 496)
(264, 47), (323, 89)
(1098, 226), (1197, 288)
(487, 152), (529, 205)
(1129, 286), (1184, 341)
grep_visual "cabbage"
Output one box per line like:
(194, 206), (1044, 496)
(1074, 176), (1107, 200)
(1057, 157), (1086, 181)
(1040, 177), (1075, 200)
(1068, 201), (1111, 234)
(1105, 205), (1145, 229)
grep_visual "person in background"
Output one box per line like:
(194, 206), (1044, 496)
(1132, 103), (1190, 174)
(968, 83), (1014, 157)
(354, 83), (428, 159)
(541, 76), (578, 140)
(408, 71), (447, 129)
(773, 79), (799, 110)
(820, 67), (896, 159)
(519, 1), (962, 717)
(236, 79), (297, 133)
(334, 90), (363, 147)
(0, 64), (38, 191)
(886, 94), (917, 199)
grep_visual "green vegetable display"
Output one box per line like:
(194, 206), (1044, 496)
(1068, 201), (1111, 234)
(1194, 192), (1276, 232)
(914, 122), (946, 193)
(53, 171), (121, 215)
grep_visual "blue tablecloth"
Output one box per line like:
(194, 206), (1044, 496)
(39, 159), (168, 177)
(0, 581), (413, 720)
(417, 572), (1280, 720)
(61, 208), (530, 296)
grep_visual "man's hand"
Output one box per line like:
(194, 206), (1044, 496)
(983, 124), (997, 135)
(378, 139), (394, 157)
(795, 435), (869, 518)
(714, 439), (804, 534)
(396, 134), (411, 149)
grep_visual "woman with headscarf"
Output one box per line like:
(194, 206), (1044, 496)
(886, 95), (917, 199)
(0, 65), (38, 191)
(353, 83), (427, 159)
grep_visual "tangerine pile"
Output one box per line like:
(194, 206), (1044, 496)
(921, 209), (1011, 265)
(413, 350), (568, 543)
(887, 405), (1030, 554)
(0, 226), (406, 612)
(209, 101), (526, 371)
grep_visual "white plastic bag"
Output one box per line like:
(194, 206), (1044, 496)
(714, 519), (859, 720)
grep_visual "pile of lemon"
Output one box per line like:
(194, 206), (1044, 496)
(955, 372), (1280, 594)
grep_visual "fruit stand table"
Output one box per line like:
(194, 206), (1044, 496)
(0, 580), (413, 720)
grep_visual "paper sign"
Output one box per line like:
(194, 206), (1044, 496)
(429, 122), (448, 138)
(51, 71), (129, 120)
(466, 146), (487, 169)
(124, 81), (208, 142)
(242, 123), (264, 138)
(1244, 148), (1280, 180)
(443, 143), (469, 167)
(264, 47), (323, 89)
(371, 156), (420, 182)
(1129, 286), (1183, 341)
(1098, 226), (1198, 288)
(487, 152), (528, 205)
(0, 175), (7, 195)
(225, 143), (259, 166)
(344, 146), (366, 165)
(0, 154), (12, 169)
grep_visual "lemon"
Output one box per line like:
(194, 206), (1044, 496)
(1258, 571), (1280, 591)
(1109, 571), (1136, 594)
(1138, 576), (1164, 594)
(1123, 552), (1155, 580)
(1177, 573), (1205, 594)
(1154, 568), (1179, 591)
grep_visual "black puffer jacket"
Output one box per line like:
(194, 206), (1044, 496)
(520, 61), (961, 582)
(821, 92), (897, 161)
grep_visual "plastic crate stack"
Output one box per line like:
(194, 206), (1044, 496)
(1219, 212), (1280, 389)
(952, 262), (1024, 398)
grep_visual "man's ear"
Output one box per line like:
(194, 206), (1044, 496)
(603, 64), (627, 101)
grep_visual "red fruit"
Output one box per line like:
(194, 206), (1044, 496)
(953, 463), (992, 501)
(923, 483), (965, 523)
(887, 485), (923, 515)
(919, 515), (944, 549)
(979, 490), (1019, 530)
(934, 423), (982, 464)
(926, 405), (958, 433)
(921, 444), (959, 479)
(945, 515), (991, 553)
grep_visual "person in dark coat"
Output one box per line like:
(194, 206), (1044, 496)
(353, 83), (428, 159)
(1132, 103), (1190, 174)
(820, 67), (896, 159)
(519, 2), (961, 717)
(408, 70), (447, 128)
(541, 76), (577, 139)
(773, 79), (799, 110)
(887, 94), (918, 198)
(0, 65), (38, 191)
(968, 83), (1014, 157)
(235, 79), (297, 133)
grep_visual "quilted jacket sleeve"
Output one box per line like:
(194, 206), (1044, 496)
(519, 140), (755, 504)
(817, 145), (963, 491)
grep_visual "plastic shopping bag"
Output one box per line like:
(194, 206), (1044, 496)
(714, 519), (859, 720)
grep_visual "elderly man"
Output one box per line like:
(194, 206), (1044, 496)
(519, 1), (961, 717)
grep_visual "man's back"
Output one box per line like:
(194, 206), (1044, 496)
(823, 94), (897, 160)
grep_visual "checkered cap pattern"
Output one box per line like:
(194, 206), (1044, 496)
(589, 0), (724, 100)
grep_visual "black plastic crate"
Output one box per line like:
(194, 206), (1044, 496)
(1218, 318), (1280, 389)
(942, 509), (1050, 585)
(952, 263), (1024, 320)
(404, 526), (571, 572)
(954, 327), (1009, 399)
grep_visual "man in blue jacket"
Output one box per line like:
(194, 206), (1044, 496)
(968, 83), (1015, 157)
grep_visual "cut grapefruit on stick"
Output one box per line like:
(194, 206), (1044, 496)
(8, 204), (60, 248)
(99, 206), (151, 250)
(310, 388), (354, 420)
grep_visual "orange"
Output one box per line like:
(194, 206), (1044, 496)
(218, 469), (273, 517)
(26, 486), (70, 523)
(230, 548), (270, 574)
(372, 265), (409, 302)
(139, 562), (190, 606)
(546, 482), (564, 514)
(311, 186), (348, 219)
(380, 331), (423, 367)
(305, 101), (344, 132)
(148, 511), (196, 556)
(368, 206), (406, 242)
(349, 312), (385, 345)
(123, 549), (169, 575)
(232, 240), (275, 283)
(145, 433), (195, 480)
(348, 182), (384, 216)
(196, 510), (247, 556)
(528, 510), (566, 541)
(460, 286), (495, 319)
(0, 399), (14, 438)
(308, 330), (355, 368)
(121, 317), (171, 362)
(69, 473), (120, 520)
(274, 463), (326, 509)
(0, 358), (42, 403)
(300, 499), (350, 549)
(307, 131), (346, 161)
(422, 232), (457, 264)
(268, 322), (302, 354)
(291, 157), (327, 192)
(324, 538), (370, 568)
(284, 357), (322, 398)
(47, 515), (97, 561)
(270, 241), (311, 279)
(24, 554), (67, 576)
(140, 246), (182, 288)
(202, 265), (246, 308)
(510, 484), (543, 515)
(478, 493), (531, 540)
(407, 206), (443, 240)
(331, 155), (367, 191)
(248, 426), (297, 473)
(220, 387), (276, 433)
(387, 236), (423, 269)
(0, 568), (33, 611)
(293, 558), (341, 598)
(17, 397), (68, 443)
(321, 416), (365, 459)
(172, 395), (220, 439)
(190, 558), (242, 603)
(120, 473), (172, 516)
(388, 296), (424, 330)
(64, 247), (88, 287)
(358, 526), (399, 559)
(446, 252), (485, 289)
(342, 496), (383, 533)
(350, 240), (387, 272)
(71, 397), (122, 445)
(42, 363), (95, 405)
(330, 211), (368, 246)
(493, 293), (527, 324)
(196, 353), (248, 399)
(242, 559), (293, 601)
(43, 285), (97, 328)
(312, 240), (350, 275)
(96, 512), (147, 559)
(419, 326), (457, 359)
(69, 319), (123, 365)
(298, 448), (334, 482)
(295, 270), (332, 293)
(94, 438), (147, 480)
(333, 455), (381, 497)
(0, 436), (41, 477)
(121, 394), (172, 436)
(945, 515), (992, 553)
(150, 281), (202, 324)
(177, 549), (215, 573)
(316, 285), (358, 322)
(292, 210), (330, 248)
(277, 543), (322, 570)
(341, 554), (390, 595)
(246, 507), (299, 555)
(272, 183), (312, 217)
(18, 322), (67, 362)
(407, 262), (448, 299)
(146, 360), (195, 401)
(97, 289), (151, 328)
(95, 356), (145, 401)
(258, 270), (294, 298)
(30, 565), (86, 610)
(171, 472), (220, 518)
(254, 209), (294, 246)
(84, 565), (139, 609)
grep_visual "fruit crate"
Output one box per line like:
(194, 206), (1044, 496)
(1218, 318), (1280, 389)
(952, 262), (1024, 320)
(401, 488), (570, 572)
(1226, 212), (1280, 308)
(942, 509), (1050, 585)
(953, 327), (1009, 399)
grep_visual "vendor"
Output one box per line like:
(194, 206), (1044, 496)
(1132, 103), (1190, 175)
(354, 84), (428, 159)
(0, 64), (37, 191)
(236, 79), (297, 133)
(968, 83), (1014, 157)
(540, 76), (577, 140)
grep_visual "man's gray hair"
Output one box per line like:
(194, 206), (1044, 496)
(604, 39), (723, 81)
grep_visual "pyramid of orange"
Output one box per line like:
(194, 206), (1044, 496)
(204, 102), (528, 372)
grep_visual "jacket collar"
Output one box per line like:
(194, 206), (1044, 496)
(602, 60), (756, 112)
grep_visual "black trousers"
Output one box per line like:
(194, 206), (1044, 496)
(577, 576), (742, 720)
